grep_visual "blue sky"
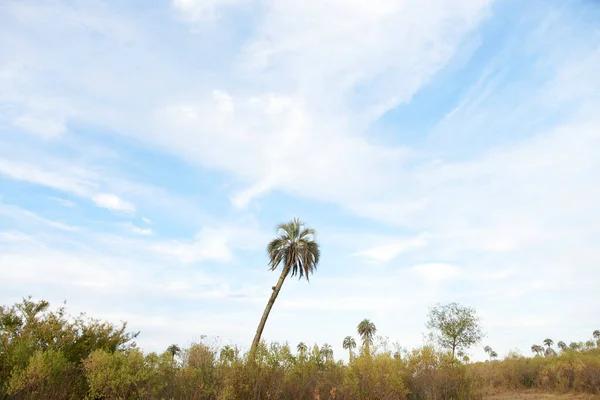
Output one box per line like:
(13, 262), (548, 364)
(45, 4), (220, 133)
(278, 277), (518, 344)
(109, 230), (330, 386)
(1, 0), (599, 361)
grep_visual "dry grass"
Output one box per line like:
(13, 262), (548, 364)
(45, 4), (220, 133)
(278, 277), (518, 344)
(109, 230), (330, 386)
(486, 391), (600, 399)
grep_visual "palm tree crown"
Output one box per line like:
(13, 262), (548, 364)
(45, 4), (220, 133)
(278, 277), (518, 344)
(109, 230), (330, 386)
(343, 336), (357, 351)
(543, 338), (554, 348)
(357, 319), (377, 348)
(297, 342), (307, 354)
(267, 218), (321, 281)
(593, 330), (600, 340)
(167, 344), (181, 358)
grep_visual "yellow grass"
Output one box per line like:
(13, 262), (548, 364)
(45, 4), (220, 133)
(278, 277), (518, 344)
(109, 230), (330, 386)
(486, 391), (600, 399)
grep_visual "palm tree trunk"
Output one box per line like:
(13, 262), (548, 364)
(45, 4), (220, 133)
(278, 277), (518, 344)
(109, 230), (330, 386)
(249, 265), (290, 359)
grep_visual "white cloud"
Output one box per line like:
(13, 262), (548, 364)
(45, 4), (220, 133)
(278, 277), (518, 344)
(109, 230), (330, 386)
(93, 193), (136, 213)
(142, 217), (152, 224)
(355, 236), (427, 262)
(124, 223), (153, 236)
(172, 0), (247, 21)
(47, 197), (77, 208)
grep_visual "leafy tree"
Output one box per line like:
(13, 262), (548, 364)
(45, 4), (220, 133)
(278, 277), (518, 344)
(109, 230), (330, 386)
(167, 344), (181, 358)
(490, 350), (498, 360)
(219, 345), (236, 364)
(249, 218), (320, 358)
(357, 319), (377, 350)
(585, 340), (595, 350)
(543, 338), (553, 348)
(426, 303), (484, 358)
(0, 297), (137, 399)
(342, 336), (357, 361)
(594, 330), (600, 347)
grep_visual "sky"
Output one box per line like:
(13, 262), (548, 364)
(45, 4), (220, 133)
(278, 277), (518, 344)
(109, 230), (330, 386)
(1, 0), (599, 362)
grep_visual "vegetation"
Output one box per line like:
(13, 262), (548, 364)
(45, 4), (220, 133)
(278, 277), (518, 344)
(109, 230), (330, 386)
(2, 297), (600, 399)
(2, 220), (599, 398)
(426, 302), (484, 359)
(249, 218), (321, 359)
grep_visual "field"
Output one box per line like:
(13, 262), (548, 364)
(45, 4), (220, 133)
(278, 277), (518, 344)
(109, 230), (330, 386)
(486, 392), (600, 399)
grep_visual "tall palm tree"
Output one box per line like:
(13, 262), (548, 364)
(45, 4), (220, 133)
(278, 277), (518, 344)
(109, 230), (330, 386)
(490, 350), (498, 360)
(543, 338), (553, 349)
(167, 344), (181, 358)
(357, 319), (377, 350)
(343, 336), (357, 361)
(321, 343), (333, 363)
(557, 341), (568, 352)
(594, 330), (600, 347)
(249, 218), (320, 358)
(297, 342), (307, 355)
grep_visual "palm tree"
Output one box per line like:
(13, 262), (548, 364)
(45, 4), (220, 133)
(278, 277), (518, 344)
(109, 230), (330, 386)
(490, 350), (498, 360)
(321, 343), (333, 363)
(594, 330), (600, 347)
(297, 342), (307, 355)
(249, 218), (320, 358)
(585, 340), (595, 350)
(531, 344), (544, 356)
(342, 336), (357, 361)
(543, 338), (553, 349)
(484, 346), (494, 361)
(357, 319), (377, 351)
(557, 341), (568, 352)
(220, 345), (235, 364)
(167, 344), (181, 358)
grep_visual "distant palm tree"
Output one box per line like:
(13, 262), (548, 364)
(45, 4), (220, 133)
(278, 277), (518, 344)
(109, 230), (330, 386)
(569, 342), (582, 351)
(357, 319), (377, 350)
(543, 338), (553, 349)
(250, 218), (320, 358)
(484, 345), (492, 354)
(220, 345), (235, 364)
(490, 351), (498, 360)
(167, 344), (181, 358)
(557, 341), (568, 352)
(594, 330), (600, 347)
(585, 340), (595, 350)
(343, 336), (357, 361)
(531, 344), (544, 356)
(320, 343), (333, 363)
(297, 342), (307, 355)
(484, 346), (495, 361)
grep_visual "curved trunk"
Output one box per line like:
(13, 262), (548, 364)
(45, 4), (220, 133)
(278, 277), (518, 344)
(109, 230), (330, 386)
(249, 265), (290, 359)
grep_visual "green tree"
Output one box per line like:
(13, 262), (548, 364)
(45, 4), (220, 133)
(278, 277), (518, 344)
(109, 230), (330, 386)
(167, 344), (181, 358)
(543, 338), (553, 348)
(357, 319), (377, 351)
(342, 336), (357, 361)
(249, 218), (320, 358)
(297, 342), (307, 355)
(557, 341), (568, 352)
(426, 302), (484, 358)
(531, 344), (544, 356)
(320, 344), (333, 363)
(594, 330), (600, 347)
(490, 350), (498, 360)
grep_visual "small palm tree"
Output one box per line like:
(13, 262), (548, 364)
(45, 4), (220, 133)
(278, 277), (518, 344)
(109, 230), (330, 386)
(594, 330), (600, 347)
(297, 342), (307, 355)
(585, 340), (595, 350)
(320, 343), (333, 363)
(249, 218), (320, 358)
(557, 341), (568, 352)
(543, 338), (553, 349)
(357, 319), (377, 351)
(220, 345), (235, 364)
(342, 336), (357, 361)
(531, 344), (543, 356)
(167, 344), (181, 358)
(490, 350), (498, 360)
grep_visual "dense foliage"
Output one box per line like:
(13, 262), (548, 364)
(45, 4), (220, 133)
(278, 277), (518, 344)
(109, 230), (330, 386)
(1, 298), (599, 399)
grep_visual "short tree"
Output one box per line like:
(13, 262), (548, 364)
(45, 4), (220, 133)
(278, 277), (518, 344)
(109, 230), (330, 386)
(426, 302), (484, 358)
